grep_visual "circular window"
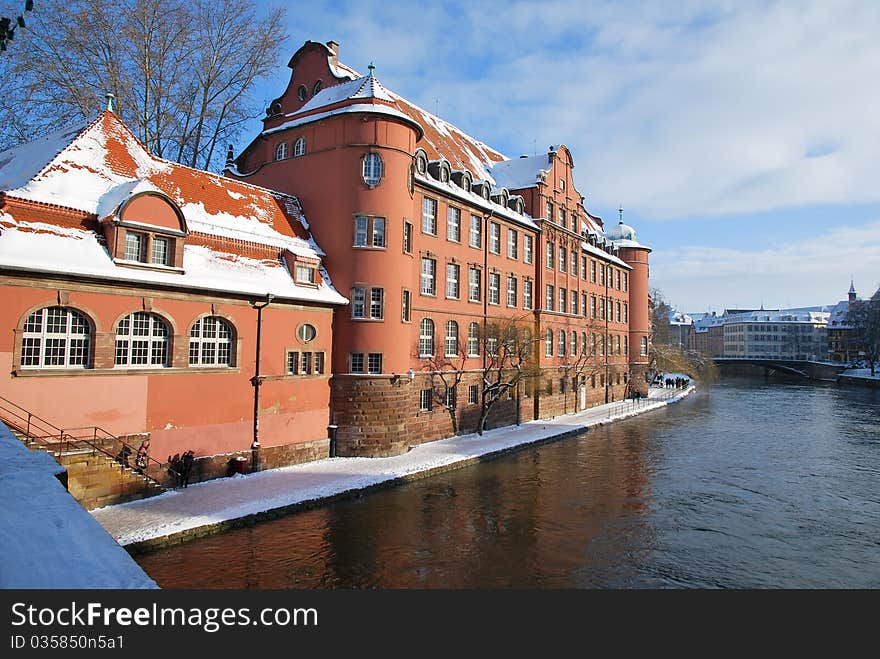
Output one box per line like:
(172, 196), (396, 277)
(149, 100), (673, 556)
(297, 323), (317, 343)
(297, 85), (308, 101)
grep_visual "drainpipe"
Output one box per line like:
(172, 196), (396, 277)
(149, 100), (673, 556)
(251, 293), (274, 472)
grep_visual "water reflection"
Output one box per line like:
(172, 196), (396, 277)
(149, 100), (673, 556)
(137, 378), (880, 588)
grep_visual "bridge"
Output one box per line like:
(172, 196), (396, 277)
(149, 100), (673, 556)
(712, 358), (848, 381)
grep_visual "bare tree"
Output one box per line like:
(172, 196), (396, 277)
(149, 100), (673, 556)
(0, 0), (287, 171)
(476, 316), (539, 436)
(419, 322), (468, 435)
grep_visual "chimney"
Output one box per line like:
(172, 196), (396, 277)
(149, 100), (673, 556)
(326, 40), (339, 65)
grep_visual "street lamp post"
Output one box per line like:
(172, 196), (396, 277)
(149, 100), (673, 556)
(251, 293), (274, 473)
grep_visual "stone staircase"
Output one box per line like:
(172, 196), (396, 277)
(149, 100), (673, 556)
(1, 397), (173, 510)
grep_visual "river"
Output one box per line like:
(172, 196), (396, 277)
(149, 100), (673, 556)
(136, 377), (880, 588)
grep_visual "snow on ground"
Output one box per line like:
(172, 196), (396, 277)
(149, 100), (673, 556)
(92, 386), (694, 547)
(841, 368), (880, 380)
(0, 424), (157, 589)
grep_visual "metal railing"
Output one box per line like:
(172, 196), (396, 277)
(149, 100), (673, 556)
(0, 394), (180, 488)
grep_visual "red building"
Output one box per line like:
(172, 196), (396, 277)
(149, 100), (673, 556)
(228, 40), (651, 457)
(0, 39), (651, 479)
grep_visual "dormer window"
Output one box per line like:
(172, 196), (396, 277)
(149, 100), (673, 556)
(274, 142), (288, 161)
(106, 189), (187, 271)
(293, 137), (306, 157)
(440, 167), (449, 182)
(363, 153), (383, 186)
(297, 85), (308, 101)
(295, 264), (317, 285)
(415, 150), (428, 175)
(313, 79), (323, 95)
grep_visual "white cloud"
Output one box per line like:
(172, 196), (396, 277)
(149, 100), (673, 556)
(651, 220), (880, 311)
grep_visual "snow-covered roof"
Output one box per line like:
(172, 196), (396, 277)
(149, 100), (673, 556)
(715, 309), (830, 325)
(669, 311), (694, 325)
(0, 112), (346, 305)
(827, 299), (852, 327)
(489, 154), (550, 190)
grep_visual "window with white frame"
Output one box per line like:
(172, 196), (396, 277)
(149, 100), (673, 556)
(546, 241), (554, 269)
(581, 255), (587, 280)
(445, 320), (459, 356)
(295, 264), (316, 284)
(297, 324), (317, 343)
(124, 231), (145, 262)
(447, 206), (461, 242)
(402, 289), (411, 322)
(354, 216), (369, 247)
(274, 142), (288, 161)
(293, 137), (306, 157)
(446, 263), (460, 299)
(624, 303), (628, 323)
(559, 245), (566, 272)
(363, 153), (383, 186)
(507, 229), (518, 259)
(469, 214), (482, 248)
(351, 287), (366, 318)
(623, 272), (628, 291)
(507, 275), (517, 307)
(349, 353), (365, 373)
(558, 330), (565, 357)
(524, 235), (533, 263)
(20, 306), (91, 369)
(545, 329), (553, 357)
(151, 237), (170, 266)
(372, 218), (385, 247)
(368, 353), (382, 374)
(445, 386), (456, 409)
(582, 332), (588, 355)
(523, 280), (533, 309)
(467, 322), (480, 356)
(616, 300), (621, 323)
(422, 197), (437, 234)
(420, 257), (436, 295)
(590, 259), (596, 283)
(468, 268), (481, 302)
(403, 221), (413, 254)
(571, 294), (578, 316)
(591, 295), (597, 319)
(115, 312), (169, 367)
(582, 293), (587, 317)
(419, 318), (434, 356)
(546, 201), (554, 221)
(570, 331), (577, 356)
(468, 384), (478, 405)
(419, 389), (432, 411)
(489, 272), (500, 305)
(370, 288), (384, 319)
(189, 316), (234, 367)
(546, 285), (554, 311)
(559, 288), (566, 313)
(489, 222), (501, 254)
(570, 251), (577, 276)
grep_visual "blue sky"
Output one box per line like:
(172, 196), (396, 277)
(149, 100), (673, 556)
(244, 0), (880, 312)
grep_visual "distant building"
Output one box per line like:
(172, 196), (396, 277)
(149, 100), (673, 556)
(668, 310), (695, 350)
(827, 282), (864, 364)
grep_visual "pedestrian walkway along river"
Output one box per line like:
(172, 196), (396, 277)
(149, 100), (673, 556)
(135, 377), (880, 588)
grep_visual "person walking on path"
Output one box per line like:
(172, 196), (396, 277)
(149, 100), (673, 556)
(181, 450), (195, 488)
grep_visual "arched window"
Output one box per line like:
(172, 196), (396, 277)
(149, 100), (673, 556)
(21, 306), (91, 368)
(445, 320), (458, 356)
(115, 312), (170, 367)
(419, 318), (434, 357)
(558, 330), (566, 357)
(189, 316), (234, 367)
(274, 142), (288, 161)
(313, 79), (323, 95)
(293, 137), (306, 157)
(545, 329), (553, 357)
(467, 322), (480, 356)
(297, 85), (308, 101)
(363, 153), (383, 186)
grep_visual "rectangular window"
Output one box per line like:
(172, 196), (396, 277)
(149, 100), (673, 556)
(151, 236), (169, 265)
(469, 214), (482, 248)
(581, 293), (587, 317)
(354, 216), (369, 246)
(617, 269), (622, 290)
(350, 353), (365, 374)
(624, 303), (628, 323)
(558, 208), (565, 226)
(419, 389), (432, 411)
(446, 263), (460, 299)
(468, 384), (478, 405)
(623, 272), (628, 292)
(507, 229), (518, 258)
(545, 331), (553, 357)
(559, 288), (566, 313)
(590, 259), (596, 283)
(124, 231), (144, 261)
(523, 280), (533, 309)
(616, 300), (621, 323)
(571, 293), (578, 316)
(489, 222), (501, 254)
(507, 275), (517, 307)
(402, 289), (411, 322)
(372, 217), (386, 247)
(546, 242), (554, 269)
(403, 221), (413, 253)
(370, 288), (384, 319)
(489, 272), (500, 305)
(524, 235), (533, 263)
(546, 285), (554, 311)
(591, 295), (597, 319)
(623, 336), (628, 355)
(368, 353), (382, 374)
(641, 336), (648, 356)
(352, 287), (366, 318)
(600, 265), (606, 286)
(445, 386), (456, 410)
(570, 251), (577, 276)
(422, 197), (437, 234)
(447, 206), (461, 242)
(581, 255), (587, 280)
(420, 257), (436, 295)
(546, 201), (553, 222)
(295, 265), (316, 284)
(315, 352), (325, 375)
(300, 351), (313, 375)
(287, 351), (298, 375)
(559, 245), (566, 272)
(600, 297), (606, 320)
(468, 268), (481, 302)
